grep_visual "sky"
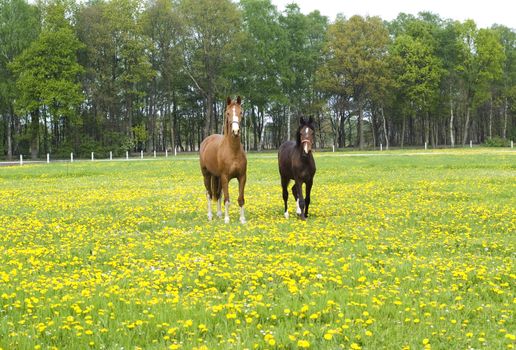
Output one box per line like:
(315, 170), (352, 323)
(271, 0), (515, 29)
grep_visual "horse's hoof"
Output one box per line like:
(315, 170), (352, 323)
(284, 212), (289, 219)
(240, 218), (247, 224)
(217, 211), (223, 218)
(224, 217), (230, 224)
(208, 214), (213, 221)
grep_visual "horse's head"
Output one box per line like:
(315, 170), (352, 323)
(297, 116), (315, 156)
(226, 96), (243, 137)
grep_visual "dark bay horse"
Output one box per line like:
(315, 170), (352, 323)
(278, 117), (316, 220)
(199, 96), (247, 224)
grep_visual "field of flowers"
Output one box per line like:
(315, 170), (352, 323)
(0, 149), (514, 350)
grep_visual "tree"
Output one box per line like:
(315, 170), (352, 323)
(179, 0), (242, 137)
(493, 25), (516, 140)
(455, 20), (504, 144)
(474, 28), (504, 140)
(318, 15), (389, 149)
(10, 0), (83, 158)
(141, 0), (186, 152)
(0, 0), (39, 158)
(390, 34), (443, 146)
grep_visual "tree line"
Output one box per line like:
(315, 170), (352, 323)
(1, 0), (514, 159)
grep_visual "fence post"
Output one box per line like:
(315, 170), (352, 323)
(91, 152), (94, 161)
(20, 154), (23, 166)
(470, 140), (472, 148)
(511, 140), (514, 149)
(153, 150), (156, 158)
(140, 150), (143, 159)
(110, 151), (113, 160)
(425, 142), (427, 150)
(165, 149), (168, 158)
(332, 145), (335, 152)
(126, 151), (129, 160)
(47, 153), (50, 164)
(71, 153), (74, 163)
(380, 143), (383, 151)
(174, 146), (177, 156)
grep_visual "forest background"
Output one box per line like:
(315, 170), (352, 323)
(0, 0), (515, 159)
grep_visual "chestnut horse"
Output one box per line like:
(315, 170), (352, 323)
(278, 117), (316, 220)
(199, 96), (247, 224)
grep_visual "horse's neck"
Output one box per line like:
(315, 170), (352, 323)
(223, 134), (242, 153)
(295, 146), (312, 163)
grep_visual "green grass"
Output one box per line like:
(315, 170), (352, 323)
(0, 148), (515, 350)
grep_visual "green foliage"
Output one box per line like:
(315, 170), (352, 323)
(132, 123), (148, 150)
(0, 0), (515, 157)
(483, 136), (511, 147)
(10, 27), (84, 116)
(390, 33), (443, 112)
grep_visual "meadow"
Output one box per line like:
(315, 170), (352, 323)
(0, 149), (514, 350)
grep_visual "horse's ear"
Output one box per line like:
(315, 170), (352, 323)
(227, 96), (232, 105)
(308, 116), (314, 124)
(237, 96), (242, 105)
(299, 117), (305, 125)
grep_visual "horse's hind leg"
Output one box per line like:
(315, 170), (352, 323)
(203, 173), (213, 220)
(214, 176), (222, 218)
(237, 174), (246, 224)
(291, 183), (301, 215)
(221, 174), (230, 224)
(282, 177), (290, 218)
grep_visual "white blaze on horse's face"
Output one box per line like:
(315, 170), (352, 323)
(302, 127), (312, 154)
(231, 106), (240, 136)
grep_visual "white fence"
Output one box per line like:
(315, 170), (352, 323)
(1, 147), (182, 166)
(1, 141), (514, 166)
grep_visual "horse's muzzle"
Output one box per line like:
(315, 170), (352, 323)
(301, 140), (312, 154)
(231, 121), (240, 136)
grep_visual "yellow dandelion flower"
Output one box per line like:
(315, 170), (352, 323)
(297, 340), (310, 348)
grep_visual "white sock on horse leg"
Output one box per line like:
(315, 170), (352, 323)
(207, 192), (212, 220)
(217, 197), (222, 218)
(284, 211), (289, 219)
(240, 206), (246, 224)
(224, 201), (230, 224)
(296, 199), (301, 215)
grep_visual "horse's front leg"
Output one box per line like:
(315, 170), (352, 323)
(295, 179), (306, 220)
(304, 179), (313, 218)
(291, 183), (301, 215)
(281, 177), (290, 218)
(238, 174), (246, 224)
(221, 175), (230, 224)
